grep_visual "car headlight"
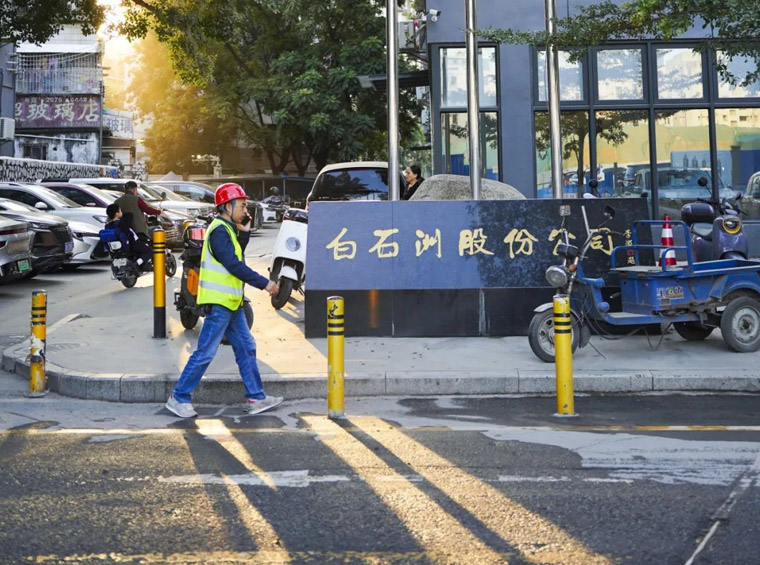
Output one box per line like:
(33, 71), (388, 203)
(72, 231), (97, 240)
(28, 222), (48, 230)
(93, 215), (108, 223)
(187, 209), (199, 217)
(545, 265), (569, 288)
(285, 237), (301, 252)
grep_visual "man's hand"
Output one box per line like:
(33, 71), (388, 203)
(265, 280), (279, 296)
(236, 213), (252, 233)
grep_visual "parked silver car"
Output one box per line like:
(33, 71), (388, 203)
(0, 216), (33, 284)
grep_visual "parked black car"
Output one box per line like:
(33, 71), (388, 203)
(0, 198), (73, 276)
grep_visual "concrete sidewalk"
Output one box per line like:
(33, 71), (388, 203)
(3, 281), (760, 402)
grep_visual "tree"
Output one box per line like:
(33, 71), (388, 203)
(121, 0), (420, 175)
(479, 0), (760, 87)
(129, 34), (236, 175)
(0, 0), (104, 44)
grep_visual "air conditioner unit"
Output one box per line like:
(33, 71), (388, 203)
(0, 118), (15, 141)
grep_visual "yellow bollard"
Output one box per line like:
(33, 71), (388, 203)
(27, 290), (47, 397)
(553, 294), (576, 417)
(153, 229), (166, 338)
(327, 296), (345, 419)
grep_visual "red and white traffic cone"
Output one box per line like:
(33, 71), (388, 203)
(660, 215), (677, 268)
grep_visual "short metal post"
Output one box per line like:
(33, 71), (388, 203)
(153, 229), (166, 339)
(553, 294), (576, 417)
(27, 290), (47, 397)
(327, 296), (345, 419)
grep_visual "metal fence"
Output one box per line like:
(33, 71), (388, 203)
(17, 53), (102, 94)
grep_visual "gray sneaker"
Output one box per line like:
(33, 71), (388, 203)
(247, 396), (284, 415)
(165, 395), (198, 418)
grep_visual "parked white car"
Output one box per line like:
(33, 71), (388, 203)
(66, 219), (104, 264)
(0, 183), (109, 232)
(69, 178), (215, 219)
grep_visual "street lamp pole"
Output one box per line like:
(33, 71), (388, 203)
(545, 0), (564, 199)
(465, 0), (481, 200)
(387, 0), (401, 201)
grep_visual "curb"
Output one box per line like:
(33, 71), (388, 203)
(5, 342), (760, 402)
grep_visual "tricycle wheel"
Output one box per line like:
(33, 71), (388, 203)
(673, 322), (713, 341)
(721, 297), (760, 352)
(528, 310), (579, 363)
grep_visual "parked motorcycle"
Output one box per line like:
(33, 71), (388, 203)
(269, 208), (307, 309)
(681, 177), (747, 262)
(99, 229), (177, 288)
(174, 223), (253, 331)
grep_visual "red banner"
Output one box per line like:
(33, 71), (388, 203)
(15, 95), (102, 129)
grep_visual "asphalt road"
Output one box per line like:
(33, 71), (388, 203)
(0, 375), (758, 565)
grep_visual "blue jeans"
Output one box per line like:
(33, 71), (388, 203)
(172, 304), (266, 403)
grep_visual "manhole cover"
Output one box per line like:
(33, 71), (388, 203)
(47, 343), (83, 352)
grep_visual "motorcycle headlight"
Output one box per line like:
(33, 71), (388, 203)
(545, 265), (569, 288)
(285, 237), (301, 252)
(722, 217), (742, 235)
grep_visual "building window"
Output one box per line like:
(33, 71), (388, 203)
(656, 48), (703, 99)
(595, 110), (650, 197)
(440, 47), (497, 108)
(534, 111), (589, 198)
(441, 112), (499, 179)
(717, 52), (760, 98)
(22, 145), (47, 160)
(715, 108), (760, 218)
(537, 51), (583, 102)
(596, 49), (644, 101)
(653, 109), (713, 220)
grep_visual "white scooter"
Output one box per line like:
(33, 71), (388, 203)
(268, 208), (307, 309)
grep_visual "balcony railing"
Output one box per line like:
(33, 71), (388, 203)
(16, 69), (102, 95)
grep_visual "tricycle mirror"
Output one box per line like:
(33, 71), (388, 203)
(603, 205), (615, 220)
(559, 205), (571, 217)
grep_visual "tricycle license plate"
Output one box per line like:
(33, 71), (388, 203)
(113, 258), (128, 267)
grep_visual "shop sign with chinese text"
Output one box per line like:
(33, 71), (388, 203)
(15, 95), (102, 129)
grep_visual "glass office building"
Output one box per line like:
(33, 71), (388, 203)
(426, 0), (760, 219)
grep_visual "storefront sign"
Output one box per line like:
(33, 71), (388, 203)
(307, 199), (650, 290)
(103, 109), (133, 139)
(15, 95), (102, 129)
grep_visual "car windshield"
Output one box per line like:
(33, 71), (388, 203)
(312, 168), (389, 200)
(658, 170), (720, 190)
(35, 187), (80, 208)
(157, 189), (190, 201)
(75, 184), (117, 203)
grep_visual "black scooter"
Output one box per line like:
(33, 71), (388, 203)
(100, 230), (177, 288)
(174, 223), (253, 331)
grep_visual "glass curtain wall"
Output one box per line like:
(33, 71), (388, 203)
(441, 112), (499, 179)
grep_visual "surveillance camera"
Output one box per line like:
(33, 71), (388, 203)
(428, 9), (441, 22)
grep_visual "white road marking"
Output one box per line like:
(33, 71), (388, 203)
(160, 470), (349, 487)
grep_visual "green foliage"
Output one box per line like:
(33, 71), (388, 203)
(129, 34), (236, 175)
(480, 0), (760, 86)
(122, 0), (421, 174)
(0, 0), (104, 44)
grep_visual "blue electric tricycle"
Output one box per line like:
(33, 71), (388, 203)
(529, 205), (760, 362)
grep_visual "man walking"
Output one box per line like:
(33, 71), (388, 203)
(166, 183), (283, 418)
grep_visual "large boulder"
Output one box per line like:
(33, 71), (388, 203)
(410, 174), (526, 201)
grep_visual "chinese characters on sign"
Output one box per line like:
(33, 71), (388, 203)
(324, 225), (619, 261)
(15, 95), (102, 129)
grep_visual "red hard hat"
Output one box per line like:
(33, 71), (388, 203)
(215, 183), (247, 207)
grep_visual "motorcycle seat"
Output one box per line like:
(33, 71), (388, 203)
(691, 223), (713, 240)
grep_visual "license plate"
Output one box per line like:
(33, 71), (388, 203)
(16, 259), (31, 273)
(113, 258), (128, 267)
(65, 242), (74, 253)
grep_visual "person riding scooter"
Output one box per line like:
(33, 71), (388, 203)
(104, 204), (152, 269)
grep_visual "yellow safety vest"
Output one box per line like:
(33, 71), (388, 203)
(197, 218), (244, 310)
